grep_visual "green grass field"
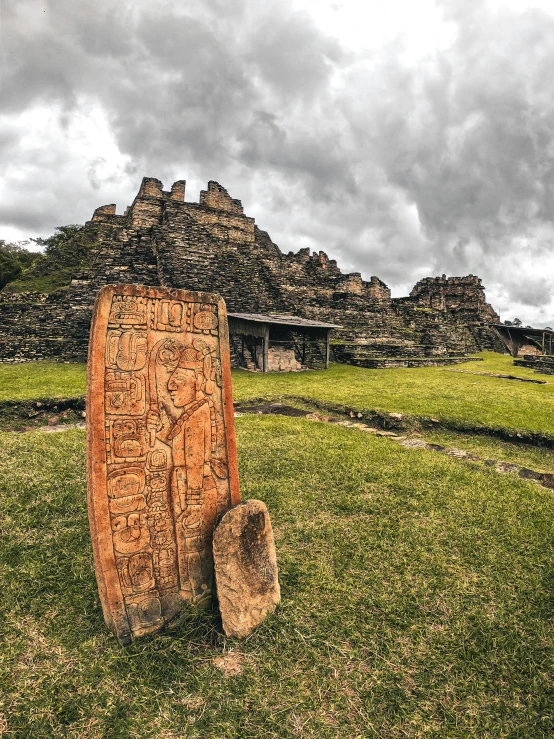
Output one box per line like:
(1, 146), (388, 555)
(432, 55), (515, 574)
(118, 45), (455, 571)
(0, 361), (87, 402)
(1, 417), (554, 738)
(1, 352), (553, 435)
(231, 352), (554, 435)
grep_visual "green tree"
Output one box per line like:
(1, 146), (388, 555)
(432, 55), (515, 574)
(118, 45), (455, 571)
(0, 240), (36, 290)
(30, 224), (98, 270)
(0, 224), (99, 293)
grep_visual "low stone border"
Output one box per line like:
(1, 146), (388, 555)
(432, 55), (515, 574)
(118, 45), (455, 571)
(0, 396), (85, 431)
(280, 396), (554, 450)
(514, 356), (554, 376)
(236, 403), (554, 491)
(334, 354), (484, 370)
(446, 369), (547, 384)
(3, 396), (553, 490)
(396, 437), (554, 488)
(3, 392), (554, 452)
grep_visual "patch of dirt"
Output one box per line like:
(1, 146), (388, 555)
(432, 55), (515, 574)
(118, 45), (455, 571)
(0, 396), (85, 432)
(213, 651), (244, 677)
(236, 403), (310, 418)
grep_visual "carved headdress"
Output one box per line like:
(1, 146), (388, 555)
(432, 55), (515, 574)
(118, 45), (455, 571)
(155, 338), (217, 396)
(176, 341), (216, 395)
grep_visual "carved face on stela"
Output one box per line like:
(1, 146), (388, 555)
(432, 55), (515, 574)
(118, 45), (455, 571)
(167, 368), (197, 407)
(157, 338), (216, 411)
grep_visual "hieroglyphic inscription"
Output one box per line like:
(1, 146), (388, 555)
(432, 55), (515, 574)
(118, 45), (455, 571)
(105, 371), (145, 415)
(87, 286), (240, 644)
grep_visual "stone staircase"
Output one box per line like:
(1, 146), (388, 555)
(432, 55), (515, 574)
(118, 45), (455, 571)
(332, 341), (426, 365)
(229, 336), (260, 371)
(242, 346), (259, 371)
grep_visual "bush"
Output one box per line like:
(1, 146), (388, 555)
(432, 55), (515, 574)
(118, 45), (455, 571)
(1, 224), (100, 293)
(0, 240), (36, 290)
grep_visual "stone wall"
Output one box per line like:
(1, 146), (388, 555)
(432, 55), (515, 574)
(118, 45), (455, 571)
(266, 347), (303, 372)
(410, 274), (499, 323)
(514, 355), (554, 374)
(0, 176), (503, 363)
(0, 291), (90, 362)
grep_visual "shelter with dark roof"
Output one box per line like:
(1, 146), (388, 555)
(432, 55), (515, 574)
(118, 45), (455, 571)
(227, 313), (341, 372)
(492, 324), (554, 358)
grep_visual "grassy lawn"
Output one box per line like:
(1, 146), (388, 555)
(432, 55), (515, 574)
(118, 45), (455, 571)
(2, 353), (554, 437)
(231, 353), (554, 436)
(1, 417), (554, 738)
(0, 362), (87, 402)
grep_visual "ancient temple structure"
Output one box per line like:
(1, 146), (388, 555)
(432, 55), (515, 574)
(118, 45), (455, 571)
(0, 177), (504, 364)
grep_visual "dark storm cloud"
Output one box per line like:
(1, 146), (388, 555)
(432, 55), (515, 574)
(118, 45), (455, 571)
(2, 0), (554, 322)
(246, 12), (345, 99)
(505, 275), (551, 308)
(380, 9), (554, 245)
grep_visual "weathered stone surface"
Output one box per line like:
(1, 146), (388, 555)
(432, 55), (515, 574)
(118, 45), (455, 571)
(87, 284), (240, 645)
(213, 500), (280, 638)
(514, 354), (554, 375)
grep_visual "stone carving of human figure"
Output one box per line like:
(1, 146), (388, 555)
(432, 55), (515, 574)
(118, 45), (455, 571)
(146, 342), (220, 604)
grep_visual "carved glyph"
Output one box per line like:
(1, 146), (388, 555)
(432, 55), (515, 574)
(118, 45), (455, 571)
(87, 285), (240, 644)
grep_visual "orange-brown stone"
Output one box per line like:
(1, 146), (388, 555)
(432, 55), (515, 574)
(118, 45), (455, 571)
(87, 284), (240, 644)
(213, 500), (280, 638)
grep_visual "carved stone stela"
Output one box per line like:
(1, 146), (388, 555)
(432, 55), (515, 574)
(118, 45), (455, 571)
(87, 285), (240, 644)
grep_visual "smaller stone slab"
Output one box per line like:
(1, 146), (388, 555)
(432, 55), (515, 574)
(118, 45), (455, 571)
(213, 500), (280, 638)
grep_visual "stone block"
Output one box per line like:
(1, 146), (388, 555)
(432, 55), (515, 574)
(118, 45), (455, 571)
(213, 500), (280, 638)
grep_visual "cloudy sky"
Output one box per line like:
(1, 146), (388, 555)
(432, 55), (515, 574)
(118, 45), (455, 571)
(2, 0), (554, 324)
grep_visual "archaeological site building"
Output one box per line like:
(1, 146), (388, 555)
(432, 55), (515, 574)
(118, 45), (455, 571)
(0, 177), (505, 367)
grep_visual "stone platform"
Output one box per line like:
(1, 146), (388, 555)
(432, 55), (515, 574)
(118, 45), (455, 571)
(514, 355), (554, 375)
(335, 356), (483, 369)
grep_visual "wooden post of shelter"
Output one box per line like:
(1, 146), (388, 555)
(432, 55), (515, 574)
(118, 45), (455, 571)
(325, 330), (330, 369)
(506, 327), (515, 357)
(263, 325), (269, 373)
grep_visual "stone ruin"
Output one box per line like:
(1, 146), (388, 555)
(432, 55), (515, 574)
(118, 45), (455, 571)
(0, 177), (505, 365)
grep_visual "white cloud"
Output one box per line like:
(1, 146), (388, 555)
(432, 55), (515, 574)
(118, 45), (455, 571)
(0, 101), (134, 241)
